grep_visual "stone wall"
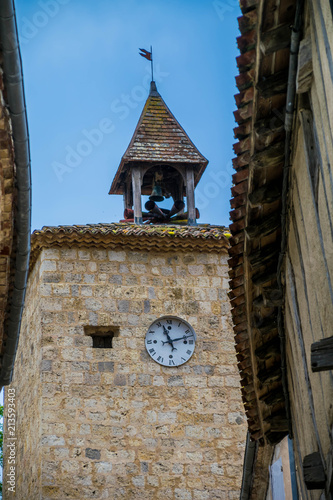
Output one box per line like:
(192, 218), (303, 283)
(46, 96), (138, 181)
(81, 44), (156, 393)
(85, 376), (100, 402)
(5, 244), (247, 499)
(3, 257), (43, 499)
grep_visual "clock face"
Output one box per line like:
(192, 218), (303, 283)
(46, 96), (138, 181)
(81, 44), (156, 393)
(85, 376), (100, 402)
(145, 316), (196, 367)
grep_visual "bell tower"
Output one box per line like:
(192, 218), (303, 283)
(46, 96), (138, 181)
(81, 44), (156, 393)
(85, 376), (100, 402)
(109, 81), (208, 225)
(4, 76), (247, 499)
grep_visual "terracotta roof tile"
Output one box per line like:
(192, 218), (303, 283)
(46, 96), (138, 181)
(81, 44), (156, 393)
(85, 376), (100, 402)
(30, 223), (230, 272)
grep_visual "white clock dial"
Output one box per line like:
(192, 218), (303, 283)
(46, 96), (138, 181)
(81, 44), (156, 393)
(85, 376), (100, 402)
(145, 316), (196, 367)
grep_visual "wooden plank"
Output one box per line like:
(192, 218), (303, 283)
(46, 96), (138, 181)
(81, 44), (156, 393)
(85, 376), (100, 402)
(245, 213), (280, 238)
(256, 70), (288, 97)
(303, 452), (326, 490)
(186, 167), (196, 225)
(285, 256), (325, 460)
(255, 314), (278, 336)
(299, 109), (319, 201)
(264, 414), (289, 432)
(235, 68), (255, 91)
(228, 241), (244, 257)
(260, 24), (291, 55)
(308, 0), (333, 140)
(262, 288), (283, 307)
(296, 36), (313, 94)
(229, 218), (245, 234)
(251, 265), (277, 286)
(311, 336), (333, 372)
(131, 168), (142, 224)
(254, 113), (285, 138)
(248, 243), (280, 269)
(260, 387), (285, 406)
(251, 142), (285, 169)
(229, 205), (246, 222)
(231, 180), (248, 197)
(248, 182), (281, 206)
(230, 193), (247, 209)
(257, 365), (281, 385)
(232, 168), (249, 185)
(255, 336), (280, 360)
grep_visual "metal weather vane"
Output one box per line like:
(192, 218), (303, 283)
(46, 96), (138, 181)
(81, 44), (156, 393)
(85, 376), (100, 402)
(139, 45), (154, 81)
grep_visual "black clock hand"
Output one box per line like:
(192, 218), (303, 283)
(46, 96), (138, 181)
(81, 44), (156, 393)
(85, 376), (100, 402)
(168, 334), (194, 343)
(162, 325), (177, 351)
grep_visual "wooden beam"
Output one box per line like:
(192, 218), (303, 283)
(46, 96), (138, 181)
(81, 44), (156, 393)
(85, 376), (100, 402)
(254, 114), (285, 138)
(260, 24), (291, 55)
(253, 295), (264, 307)
(251, 142), (285, 169)
(252, 265), (277, 286)
(311, 336), (333, 372)
(296, 36), (313, 94)
(123, 180), (132, 211)
(228, 254), (244, 268)
(255, 336), (280, 360)
(260, 387), (285, 406)
(132, 168), (142, 224)
(248, 182), (281, 207)
(248, 243), (280, 269)
(262, 288), (283, 307)
(264, 414), (289, 432)
(255, 314), (278, 336)
(229, 218), (245, 234)
(245, 213), (280, 239)
(256, 70), (288, 98)
(186, 167), (196, 225)
(257, 365), (281, 385)
(303, 452), (326, 490)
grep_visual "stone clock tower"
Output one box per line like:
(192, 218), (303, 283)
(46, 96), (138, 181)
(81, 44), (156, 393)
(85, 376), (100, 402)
(4, 82), (247, 499)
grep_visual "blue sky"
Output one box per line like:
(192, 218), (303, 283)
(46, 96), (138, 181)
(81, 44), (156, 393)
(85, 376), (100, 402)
(15, 0), (241, 229)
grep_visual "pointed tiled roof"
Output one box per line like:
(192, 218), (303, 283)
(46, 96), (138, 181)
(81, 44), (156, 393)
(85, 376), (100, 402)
(110, 81), (208, 194)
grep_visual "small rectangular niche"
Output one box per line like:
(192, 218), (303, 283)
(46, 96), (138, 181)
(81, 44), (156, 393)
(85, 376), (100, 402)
(84, 326), (119, 349)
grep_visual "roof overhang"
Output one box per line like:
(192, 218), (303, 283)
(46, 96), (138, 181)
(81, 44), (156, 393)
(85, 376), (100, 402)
(30, 223), (230, 272)
(0, 0), (31, 388)
(228, 0), (300, 447)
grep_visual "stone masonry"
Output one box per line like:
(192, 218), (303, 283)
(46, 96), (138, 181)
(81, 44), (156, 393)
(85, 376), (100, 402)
(4, 239), (247, 499)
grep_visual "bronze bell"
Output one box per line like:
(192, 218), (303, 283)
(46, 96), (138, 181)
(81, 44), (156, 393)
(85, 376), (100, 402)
(149, 182), (164, 202)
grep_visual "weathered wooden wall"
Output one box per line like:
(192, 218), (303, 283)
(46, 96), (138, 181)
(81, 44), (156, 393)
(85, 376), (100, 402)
(285, 0), (333, 497)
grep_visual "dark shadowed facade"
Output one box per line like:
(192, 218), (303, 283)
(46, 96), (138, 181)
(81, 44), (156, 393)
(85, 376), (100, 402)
(229, 0), (333, 497)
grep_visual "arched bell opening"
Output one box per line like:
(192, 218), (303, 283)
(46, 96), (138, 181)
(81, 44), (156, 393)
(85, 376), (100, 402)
(141, 165), (186, 222)
(125, 163), (197, 225)
(141, 165), (185, 203)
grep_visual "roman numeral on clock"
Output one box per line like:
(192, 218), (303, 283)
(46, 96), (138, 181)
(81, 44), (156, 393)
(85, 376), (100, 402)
(186, 350), (192, 355)
(157, 356), (163, 363)
(149, 349), (156, 355)
(147, 340), (152, 344)
(169, 360), (175, 366)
